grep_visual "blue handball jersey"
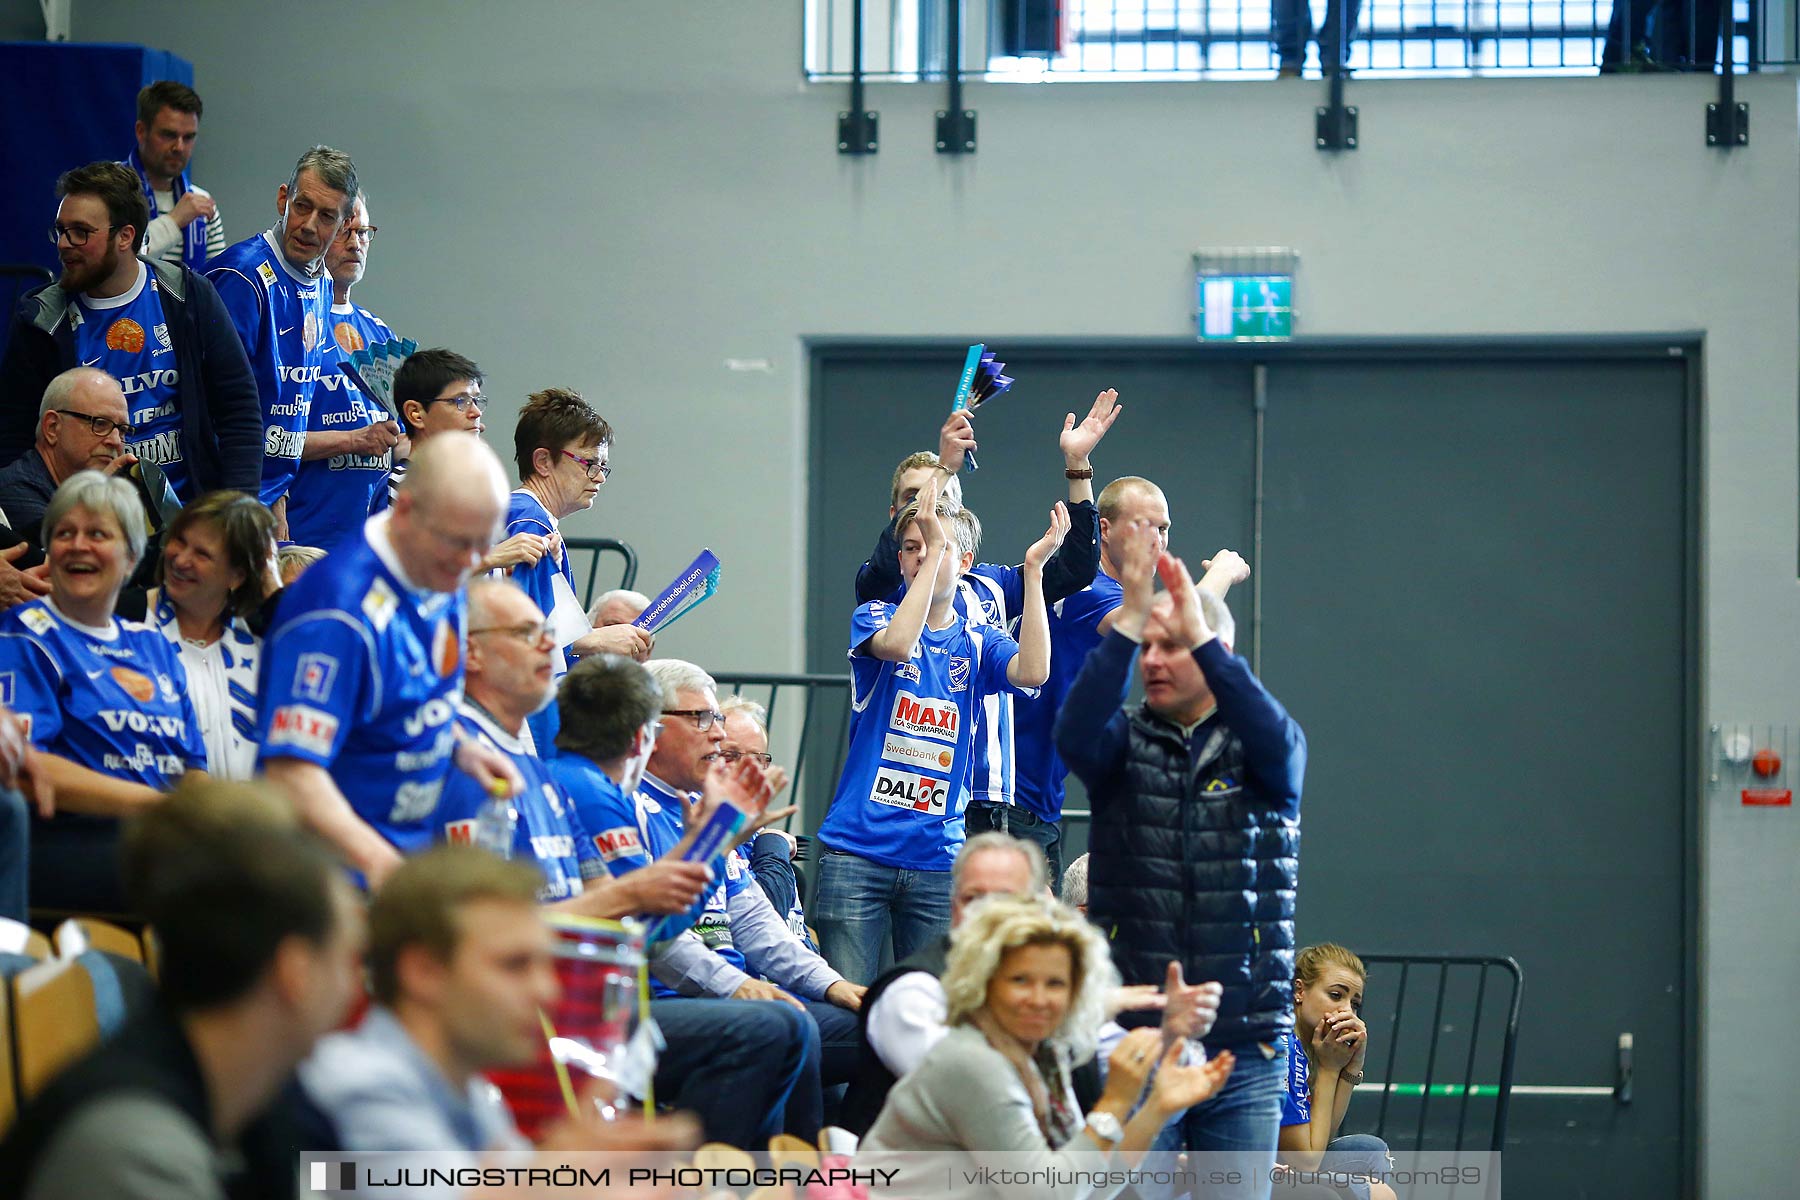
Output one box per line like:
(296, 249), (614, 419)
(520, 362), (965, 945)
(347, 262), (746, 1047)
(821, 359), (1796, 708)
(0, 599), (206, 788)
(256, 513), (466, 855)
(502, 491), (582, 754)
(637, 774), (752, 995)
(817, 600), (1032, 871)
(434, 702), (603, 903)
(206, 230), (331, 505)
(1011, 572), (1125, 822)
(71, 260), (192, 501)
(286, 302), (395, 550)
(876, 567), (1032, 808)
(550, 754), (709, 945)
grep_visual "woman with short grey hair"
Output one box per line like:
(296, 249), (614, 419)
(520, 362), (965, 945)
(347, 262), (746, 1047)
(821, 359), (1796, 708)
(0, 470), (207, 910)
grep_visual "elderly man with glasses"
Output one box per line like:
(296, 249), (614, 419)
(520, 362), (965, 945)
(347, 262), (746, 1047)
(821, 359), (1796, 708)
(0, 368), (140, 543)
(0, 161), (260, 500)
(285, 193), (402, 551)
(256, 435), (523, 890)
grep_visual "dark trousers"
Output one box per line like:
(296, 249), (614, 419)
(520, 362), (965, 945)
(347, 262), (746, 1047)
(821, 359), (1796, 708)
(650, 997), (810, 1147)
(1271, 0), (1362, 71)
(31, 815), (127, 913)
(0, 789), (26, 922)
(965, 801), (1063, 887)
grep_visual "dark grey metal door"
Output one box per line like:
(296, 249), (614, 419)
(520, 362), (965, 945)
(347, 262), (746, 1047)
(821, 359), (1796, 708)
(1258, 353), (1692, 1196)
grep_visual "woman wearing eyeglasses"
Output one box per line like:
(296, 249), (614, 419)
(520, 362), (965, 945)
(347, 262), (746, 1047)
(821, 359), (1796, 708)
(139, 491), (280, 780)
(503, 387), (651, 752)
(0, 471), (207, 911)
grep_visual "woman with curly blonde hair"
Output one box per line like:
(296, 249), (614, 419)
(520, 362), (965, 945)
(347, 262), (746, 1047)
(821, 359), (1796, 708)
(863, 895), (1234, 1196)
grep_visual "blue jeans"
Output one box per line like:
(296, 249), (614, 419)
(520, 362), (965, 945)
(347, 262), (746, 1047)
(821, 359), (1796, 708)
(811, 850), (952, 986)
(964, 801), (1063, 885)
(1152, 1041), (1288, 1200)
(1306, 1133), (1394, 1200)
(0, 789), (26, 922)
(650, 997), (810, 1147)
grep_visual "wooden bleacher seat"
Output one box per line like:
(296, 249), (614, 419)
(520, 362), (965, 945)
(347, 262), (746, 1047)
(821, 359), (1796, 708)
(0, 978), (15, 1135)
(11, 957), (100, 1100)
(53, 917), (144, 964)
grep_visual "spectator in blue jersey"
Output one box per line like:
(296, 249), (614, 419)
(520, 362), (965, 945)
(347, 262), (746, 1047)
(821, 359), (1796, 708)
(1012, 473), (1248, 883)
(257, 435), (522, 890)
(817, 476), (1062, 986)
(1056, 525), (1304, 1195)
(0, 470), (207, 910)
(504, 388), (652, 753)
(1275, 943), (1395, 1200)
(206, 145), (358, 536)
(0, 162), (261, 498)
(855, 390), (1119, 881)
(287, 194), (402, 551)
(386, 347), (482, 505)
(550, 654), (819, 1146)
(718, 696), (818, 952)
(127, 81), (226, 270)
(142, 491), (278, 781)
(434, 578), (710, 919)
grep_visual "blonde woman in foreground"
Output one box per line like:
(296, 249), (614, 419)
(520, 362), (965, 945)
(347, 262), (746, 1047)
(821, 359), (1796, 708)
(862, 895), (1234, 1200)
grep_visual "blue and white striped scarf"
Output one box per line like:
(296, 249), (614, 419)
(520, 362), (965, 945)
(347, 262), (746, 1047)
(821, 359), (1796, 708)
(125, 145), (208, 269)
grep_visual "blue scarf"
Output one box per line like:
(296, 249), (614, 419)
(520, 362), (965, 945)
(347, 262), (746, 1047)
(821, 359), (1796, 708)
(125, 146), (208, 269)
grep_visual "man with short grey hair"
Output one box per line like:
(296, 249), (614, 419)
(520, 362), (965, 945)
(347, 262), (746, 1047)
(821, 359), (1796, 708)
(0, 368), (135, 541)
(207, 145), (359, 535)
(589, 587), (649, 629)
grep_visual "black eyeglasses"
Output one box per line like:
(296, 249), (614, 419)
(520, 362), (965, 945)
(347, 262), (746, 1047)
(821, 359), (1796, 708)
(718, 749), (773, 766)
(428, 391), (487, 413)
(561, 450), (610, 481)
(54, 409), (135, 439)
(48, 222), (122, 248)
(662, 708), (724, 732)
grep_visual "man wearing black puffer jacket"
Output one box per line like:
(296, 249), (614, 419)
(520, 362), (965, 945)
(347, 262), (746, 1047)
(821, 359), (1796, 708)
(1056, 521), (1305, 1200)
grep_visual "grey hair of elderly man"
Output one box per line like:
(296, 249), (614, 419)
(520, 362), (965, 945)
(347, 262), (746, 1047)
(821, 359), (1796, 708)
(590, 587), (650, 629)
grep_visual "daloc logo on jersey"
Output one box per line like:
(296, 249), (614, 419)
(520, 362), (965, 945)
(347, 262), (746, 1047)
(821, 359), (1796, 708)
(947, 656), (971, 692)
(871, 765), (949, 814)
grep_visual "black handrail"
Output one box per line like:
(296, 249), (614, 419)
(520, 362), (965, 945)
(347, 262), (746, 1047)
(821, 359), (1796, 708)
(562, 536), (638, 608)
(1357, 953), (1524, 1151)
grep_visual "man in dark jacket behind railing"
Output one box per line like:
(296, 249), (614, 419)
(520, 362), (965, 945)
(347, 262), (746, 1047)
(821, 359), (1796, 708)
(1056, 520), (1305, 1200)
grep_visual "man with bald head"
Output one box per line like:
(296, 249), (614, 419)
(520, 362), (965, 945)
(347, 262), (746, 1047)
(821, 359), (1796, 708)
(0, 368), (136, 541)
(258, 435), (522, 888)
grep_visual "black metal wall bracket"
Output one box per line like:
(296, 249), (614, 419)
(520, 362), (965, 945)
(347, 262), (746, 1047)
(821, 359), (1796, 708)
(1705, 101), (1748, 148)
(838, 110), (879, 155)
(1315, 101), (1358, 151)
(936, 109), (976, 154)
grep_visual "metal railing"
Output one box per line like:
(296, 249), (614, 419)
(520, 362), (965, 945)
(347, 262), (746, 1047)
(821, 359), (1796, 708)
(807, 0), (1773, 79)
(710, 672), (854, 835)
(1351, 953), (1524, 1151)
(562, 536), (638, 610)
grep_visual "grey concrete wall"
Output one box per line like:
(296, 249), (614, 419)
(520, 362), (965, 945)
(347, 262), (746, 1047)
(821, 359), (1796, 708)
(44, 2), (1800, 1192)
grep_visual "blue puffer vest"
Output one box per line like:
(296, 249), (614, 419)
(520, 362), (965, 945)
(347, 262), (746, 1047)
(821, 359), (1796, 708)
(1088, 705), (1300, 1049)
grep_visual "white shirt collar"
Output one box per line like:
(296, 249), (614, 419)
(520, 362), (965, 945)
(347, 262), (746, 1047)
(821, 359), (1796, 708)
(78, 259), (148, 312)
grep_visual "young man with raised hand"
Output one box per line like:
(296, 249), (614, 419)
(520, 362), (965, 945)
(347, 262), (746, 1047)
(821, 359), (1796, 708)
(815, 475), (1063, 986)
(853, 391), (1119, 877)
